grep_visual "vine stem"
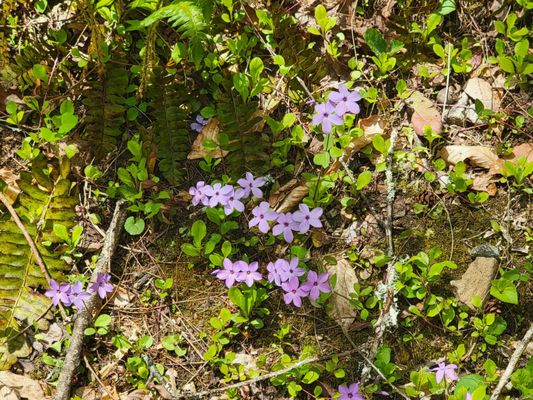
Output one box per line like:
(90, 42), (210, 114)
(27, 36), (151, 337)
(0, 191), (68, 320)
(489, 322), (533, 400)
(53, 200), (127, 400)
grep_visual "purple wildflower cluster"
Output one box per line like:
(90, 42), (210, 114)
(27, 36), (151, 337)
(188, 172), (265, 215)
(45, 272), (113, 310)
(429, 361), (458, 384)
(267, 257), (331, 307)
(311, 83), (361, 134)
(190, 114), (210, 133)
(212, 258), (262, 288)
(249, 202), (323, 243)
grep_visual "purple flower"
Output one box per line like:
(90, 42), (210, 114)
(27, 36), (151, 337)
(191, 114), (209, 132)
(328, 84), (361, 117)
(203, 183), (233, 207)
(300, 271), (331, 301)
(45, 279), (71, 306)
(311, 102), (343, 134)
(267, 259), (289, 286)
(223, 188), (245, 215)
(272, 213), (298, 243)
(249, 201), (278, 233)
(279, 257), (305, 281)
(237, 172), (266, 199)
(236, 261), (262, 287)
(430, 362), (458, 384)
(189, 181), (209, 206)
(281, 277), (307, 307)
(465, 393), (472, 400)
(89, 272), (113, 299)
(212, 258), (242, 288)
(68, 281), (91, 310)
(292, 204), (323, 234)
(338, 383), (364, 400)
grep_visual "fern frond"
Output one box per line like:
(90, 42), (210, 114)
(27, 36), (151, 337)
(82, 62), (129, 160)
(0, 160), (78, 369)
(150, 75), (192, 184)
(218, 94), (270, 177)
(140, 0), (213, 37)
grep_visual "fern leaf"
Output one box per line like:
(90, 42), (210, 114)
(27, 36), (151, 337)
(0, 159), (78, 370)
(140, 0), (212, 37)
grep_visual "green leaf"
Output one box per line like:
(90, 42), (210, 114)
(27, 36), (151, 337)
(313, 152), (330, 168)
(124, 216), (145, 235)
(233, 73), (250, 103)
(249, 57), (264, 84)
(32, 64), (48, 81)
(302, 370), (320, 384)
(53, 223), (70, 243)
(490, 278), (518, 304)
(6, 100), (17, 116)
(372, 134), (387, 155)
(437, 0), (456, 15)
(181, 243), (200, 257)
(364, 28), (387, 55)
(191, 220), (206, 248)
(356, 171), (373, 190)
(514, 39), (529, 59)
(498, 56), (515, 73)
(94, 314), (112, 328)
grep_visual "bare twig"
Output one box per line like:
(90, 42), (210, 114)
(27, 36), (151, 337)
(0, 192), (68, 320)
(441, 42), (452, 122)
(53, 200), (127, 400)
(362, 128), (400, 381)
(489, 322), (533, 400)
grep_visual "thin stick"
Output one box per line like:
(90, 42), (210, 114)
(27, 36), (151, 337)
(489, 322), (533, 400)
(0, 192), (68, 320)
(441, 42), (452, 122)
(83, 354), (120, 400)
(53, 200), (127, 400)
(362, 128), (400, 382)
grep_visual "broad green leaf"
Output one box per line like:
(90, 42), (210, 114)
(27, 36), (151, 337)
(364, 28), (387, 55)
(191, 220), (206, 247)
(356, 171), (372, 190)
(124, 216), (145, 235)
(490, 278), (518, 304)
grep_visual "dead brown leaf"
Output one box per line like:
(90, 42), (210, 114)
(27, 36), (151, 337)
(407, 91), (442, 136)
(187, 118), (228, 160)
(0, 372), (45, 400)
(325, 258), (358, 331)
(489, 143), (533, 175)
(271, 181), (309, 214)
(464, 77), (500, 112)
(472, 174), (498, 196)
(0, 167), (20, 204)
(440, 145), (499, 169)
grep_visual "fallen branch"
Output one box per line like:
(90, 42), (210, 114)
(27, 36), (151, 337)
(0, 192), (68, 320)
(362, 128), (400, 382)
(489, 322), (533, 400)
(53, 200), (127, 400)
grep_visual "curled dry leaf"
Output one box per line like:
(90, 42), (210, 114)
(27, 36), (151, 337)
(325, 258), (358, 331)
(472, 174), (498, 196)
(440, 145), (499, 169)
(0, 372), (45, 399)
(271, 181), (309, 214)
(187, 118), (228, 160)
(407, 90), (442, 137)
(464, 77), (500, 112)
(0, 167), (21, 205)
(489, 142), (533, 175)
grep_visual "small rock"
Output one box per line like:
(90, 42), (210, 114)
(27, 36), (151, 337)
(450, 257), (499, 309)
(471, 244), (500, 258)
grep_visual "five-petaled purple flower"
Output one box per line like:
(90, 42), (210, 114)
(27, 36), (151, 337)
(203, 183), (233, 207)
(328, 84), (361, 117)
(300, 271), (331, 301)
(267, 259), (288, 287)
(89, 272), (114, 299)
(190, 114), (209, 132)
(292, 204), (323, 234)
(223, 188), (245, 215)
(68, 281), (91, 309)
(338, 383), (364, 400)
(249, 201), (278, 233)
(237, 172), (266, 199)
(430, 362), (458, 384)
(312, 102), (343, 134)
(279, 257), (305, 281)
(236, 261), (263, 287)
(45, 279), (71, 306)
(272, 213), (298, 243)
(281, 277), (307, 307)
(189, 181), (209, 206)
(212, 258), (242, 288)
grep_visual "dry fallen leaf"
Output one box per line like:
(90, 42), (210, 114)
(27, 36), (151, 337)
(464, 77), (500, 112)
(0, 372), (45, 400)
(187, 118), (228, 160)
(270, 180), (310, 213)
(440, 145), (499, 169)
(407, 90), (442, 136)
(489, 142), (533, 175)
(325, 258), (358, 331)
(0, 167), (21, 205)
(472, 174), (498, 196)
